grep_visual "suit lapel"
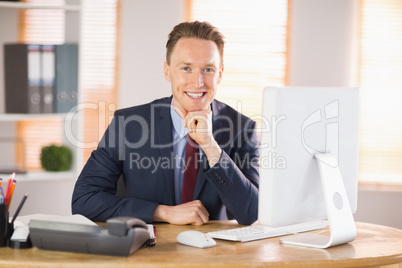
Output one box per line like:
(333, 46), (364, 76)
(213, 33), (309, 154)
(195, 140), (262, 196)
(153, 98), (176, 205)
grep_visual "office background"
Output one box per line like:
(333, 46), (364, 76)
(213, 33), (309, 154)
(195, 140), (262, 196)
(120, 0), (402, 229)
(1, 0), (401, 229)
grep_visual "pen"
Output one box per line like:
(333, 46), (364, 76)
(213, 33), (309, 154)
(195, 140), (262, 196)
(10, 193), (28, 225)
(7, 180), (16, 211)
(4, 177), (13, 208)
(0, 182), (3, 200)
(0, 178), (3, 205)
(0, 188), (3, 205)
(3, 173), (15, 210)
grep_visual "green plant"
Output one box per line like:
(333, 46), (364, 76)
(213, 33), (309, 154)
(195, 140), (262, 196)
(40, 145), (72, 172)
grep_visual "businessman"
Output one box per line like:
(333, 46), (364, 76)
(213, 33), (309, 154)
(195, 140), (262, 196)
(72, 21), (259, 225)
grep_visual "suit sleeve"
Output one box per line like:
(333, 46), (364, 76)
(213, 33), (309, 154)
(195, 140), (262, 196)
(203, 120), (259, 225)
(71, 112), (158, 223)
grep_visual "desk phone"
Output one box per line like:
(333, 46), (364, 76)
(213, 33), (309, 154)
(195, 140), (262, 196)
(29, 217), (150, 256)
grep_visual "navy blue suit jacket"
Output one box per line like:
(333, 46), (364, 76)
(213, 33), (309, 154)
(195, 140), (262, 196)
(72, 97), (259, 225)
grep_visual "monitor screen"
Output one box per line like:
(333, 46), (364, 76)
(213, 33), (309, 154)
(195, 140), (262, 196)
(258, 87), (359, 227)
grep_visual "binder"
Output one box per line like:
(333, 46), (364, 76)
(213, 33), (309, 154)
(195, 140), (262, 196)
(4, 44), (41, 113)
(4, 43), (79, 114)
(41, 45), (55, 113)
(54, 44), (78, 113)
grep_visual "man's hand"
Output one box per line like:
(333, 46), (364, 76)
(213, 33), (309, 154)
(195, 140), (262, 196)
(185, 109), (213, 146)
(185, 109), (222, 166)
(153, 200), (209, 225)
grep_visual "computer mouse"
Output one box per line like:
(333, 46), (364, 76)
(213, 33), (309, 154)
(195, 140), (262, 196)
(177, 230), (216, 248)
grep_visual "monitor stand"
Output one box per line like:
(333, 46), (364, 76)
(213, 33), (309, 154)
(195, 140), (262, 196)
(280, 153), (357, 248)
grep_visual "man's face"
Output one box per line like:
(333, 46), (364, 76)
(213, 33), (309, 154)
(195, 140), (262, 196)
(164, 37), (223, 117)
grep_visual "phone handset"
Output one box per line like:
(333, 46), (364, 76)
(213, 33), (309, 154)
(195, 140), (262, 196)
(107, 217), (148, 236)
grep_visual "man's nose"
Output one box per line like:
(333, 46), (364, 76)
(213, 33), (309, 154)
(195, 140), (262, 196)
(191, 71), (204, 88)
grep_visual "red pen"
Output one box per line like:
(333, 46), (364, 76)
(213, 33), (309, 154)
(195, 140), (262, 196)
(4, 173), (15, 210)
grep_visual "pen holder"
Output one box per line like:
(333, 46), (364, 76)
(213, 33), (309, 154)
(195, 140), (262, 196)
(0, 204), (13, 247)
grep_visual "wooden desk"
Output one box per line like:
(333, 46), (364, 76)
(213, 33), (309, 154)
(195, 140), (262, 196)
(0, 221), (402, 267)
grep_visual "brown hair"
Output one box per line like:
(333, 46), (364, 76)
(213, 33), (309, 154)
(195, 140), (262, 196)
(166, 21), (225, 66)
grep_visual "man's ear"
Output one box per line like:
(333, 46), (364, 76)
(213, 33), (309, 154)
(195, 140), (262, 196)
(217, 64), (224, 84)
(164, 61), (171, 82)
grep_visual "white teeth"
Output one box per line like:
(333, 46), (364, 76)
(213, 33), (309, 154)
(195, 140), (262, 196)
(186, 92), (204, 98)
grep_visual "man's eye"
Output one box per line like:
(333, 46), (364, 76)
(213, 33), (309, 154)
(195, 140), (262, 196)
(183, 67), (191, 71)
(205, 68), (214, 73)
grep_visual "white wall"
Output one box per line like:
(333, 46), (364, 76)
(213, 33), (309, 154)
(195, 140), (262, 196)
(118, 0), (186, 109)
(288, 0), (359, 87)
(354, 187), (402, 229)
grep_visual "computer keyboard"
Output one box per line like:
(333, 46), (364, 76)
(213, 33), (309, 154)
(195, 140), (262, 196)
(206, 220), (328, 242)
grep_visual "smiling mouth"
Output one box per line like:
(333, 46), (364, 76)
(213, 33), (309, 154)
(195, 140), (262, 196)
(186, 92), (205, 99)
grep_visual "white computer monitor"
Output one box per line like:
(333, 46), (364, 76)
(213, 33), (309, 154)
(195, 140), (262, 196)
(258, 87), (359, 234)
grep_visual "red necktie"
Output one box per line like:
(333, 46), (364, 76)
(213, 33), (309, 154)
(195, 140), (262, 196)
(180, 135), (199, 203)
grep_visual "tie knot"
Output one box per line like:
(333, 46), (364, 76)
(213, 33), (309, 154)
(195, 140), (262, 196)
(186, 134), (198, 149)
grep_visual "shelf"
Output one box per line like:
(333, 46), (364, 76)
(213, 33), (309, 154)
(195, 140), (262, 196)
(0, 2), (80, 11)
(0, 0), (83, 199)
(0, 170), (76, 182)
(0, 113), (67, 122)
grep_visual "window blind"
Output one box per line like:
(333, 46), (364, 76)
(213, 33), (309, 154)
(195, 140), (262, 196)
(189, 0), (289, 124)
(358, 0), (402, 183)
(80, 0), (118, 162)
(81, 0), (117, 91)
(20, 0), (65, 44)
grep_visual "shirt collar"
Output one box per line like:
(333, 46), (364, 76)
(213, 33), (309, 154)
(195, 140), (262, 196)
(170, 101), (188, 139)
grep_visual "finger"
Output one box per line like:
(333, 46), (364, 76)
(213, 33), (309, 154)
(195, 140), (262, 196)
(190, 210), (208, 226)
(196, 201), (209, 218)
(184, 116), (193, 132)
(185, 110), (209, 124)
(190, 120), (198, 133)
(198, 209), (209, 224)
(188, 117), (208, 133)
(185, 115), (197, 128)
(190, 213), (204, 226)
(191, 200), (209, 223)
(184, 113), (197, 128)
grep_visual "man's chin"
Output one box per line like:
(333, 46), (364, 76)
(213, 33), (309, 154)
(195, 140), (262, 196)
(186, 98), (213, 110)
